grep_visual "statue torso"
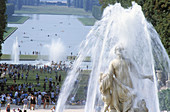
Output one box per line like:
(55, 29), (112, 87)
(111, 58), (133, 88)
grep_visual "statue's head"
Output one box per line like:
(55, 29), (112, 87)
(115, 45), (124, 58)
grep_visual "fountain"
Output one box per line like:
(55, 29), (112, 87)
(56, 2), (170, 112)
(44, 38), (66, 63)
(11, 37), (19, 64)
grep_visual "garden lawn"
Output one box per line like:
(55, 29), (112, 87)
(0, 54), (48, 60)
(7, 16), (30, 24)
(5, 69), (67, 93)
(3, 27), (18, 40)
(15, 5), (92, 16)
(78, 18), (96, 26)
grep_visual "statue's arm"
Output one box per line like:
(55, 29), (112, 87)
(129, 61), (153, 82)
(108, 61), (115, 77)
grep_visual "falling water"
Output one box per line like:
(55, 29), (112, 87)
(11, 37), (19, 64)
(56, 2), (170, 112)
(44, 38), (66, 63)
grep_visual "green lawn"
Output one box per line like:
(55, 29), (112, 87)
(3, 66), (91, 100)
(0, 54), (48, 60)
(78, 18), (96, 26)
(4, 69), (67, 93)
(15, 5), (92, 16)
(7, 16), (30, 24)
(67, 56), (91, 62)
(3, 27), (18, 40)
(1, 54), (91, 62)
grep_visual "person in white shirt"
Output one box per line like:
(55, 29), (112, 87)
(6, 94), (11, 104)
(37, 93), (42, 107)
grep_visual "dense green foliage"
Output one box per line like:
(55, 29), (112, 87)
(141, 0), (170, 57)
(99, 0), (170, 56)
(6, 3), (15, 17)
(67, 0), (71, 7)
(72, 0), (100, 11)
(7, 0), (40, 10)
(92, 5), (102, 20)
(22, 0), (40, 6)
(99, 0), (133, 9)
(0, 0), (7, 57)
(7, 0), (23, 10)
(74, 0), (83, 8)
(158, 89), (170, 111)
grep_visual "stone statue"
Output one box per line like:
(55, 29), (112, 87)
(99, 73), (111, 112)
(99, 46), (152, 112)
(134, 99), (148, 112)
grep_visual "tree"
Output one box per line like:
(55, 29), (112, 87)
(79, 0), (83, 8)
(36, 0), (40, 6)
(0, 0), (7, 57)
(67, 0), (71, 7)
(83, 0), (90, 11)
(158, 89), (170, 111)
(99, 0), (170, 57)
(6, 3), (15, 17)
(16, 0), (23, 10)
(92, 5), (102, 20)
(141, 0), (170, 57)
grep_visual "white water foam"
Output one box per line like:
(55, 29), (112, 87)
(56, 2), (169, 112)
(11, 37), (19, 64)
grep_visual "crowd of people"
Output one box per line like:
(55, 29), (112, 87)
(0, 62), (72, 112)
(0, 60), (89, 112)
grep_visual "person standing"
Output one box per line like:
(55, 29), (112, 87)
(43, 95), (47, 109)
(27, 94), (31, 109)
(55, 73), (58, 82)
(59, 74), (61, 82)
(6, 94), (11, 104)
(21, 72), (24, 79)
(38, 93), (42, 108)
(51, 91), (55, 104)
(43, 82), (46, 91)
(30, 95), (36, 110)
(22, 96), (28, 112)
(46, 95), (50, 109)
(6, 103), (10, 112)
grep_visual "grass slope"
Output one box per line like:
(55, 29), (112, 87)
(4, 69), (67, 93)
(3, 27), (18, 40)
(1, 54), (91, 62)
(78, 18), (96, 26)
(0, 54), (48, 60)
(15, 5), (92, 16)
(7, 16), (30, 24)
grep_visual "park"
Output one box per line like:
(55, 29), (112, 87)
(0, 0), (169, 112)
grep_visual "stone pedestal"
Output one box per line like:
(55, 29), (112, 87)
(156, 70), (164, 90)
(166, 73), (170, 88)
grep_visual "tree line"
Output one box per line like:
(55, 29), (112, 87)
(6, 3), (15, 17)
(7, 0), (40, 10)
(0, 0), (7, 57)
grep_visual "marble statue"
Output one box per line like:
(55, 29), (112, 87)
(99, 73), (111, 112)
(99, 46), (152, 112)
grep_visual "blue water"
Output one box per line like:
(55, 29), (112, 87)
(2, 14), (91, 56)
